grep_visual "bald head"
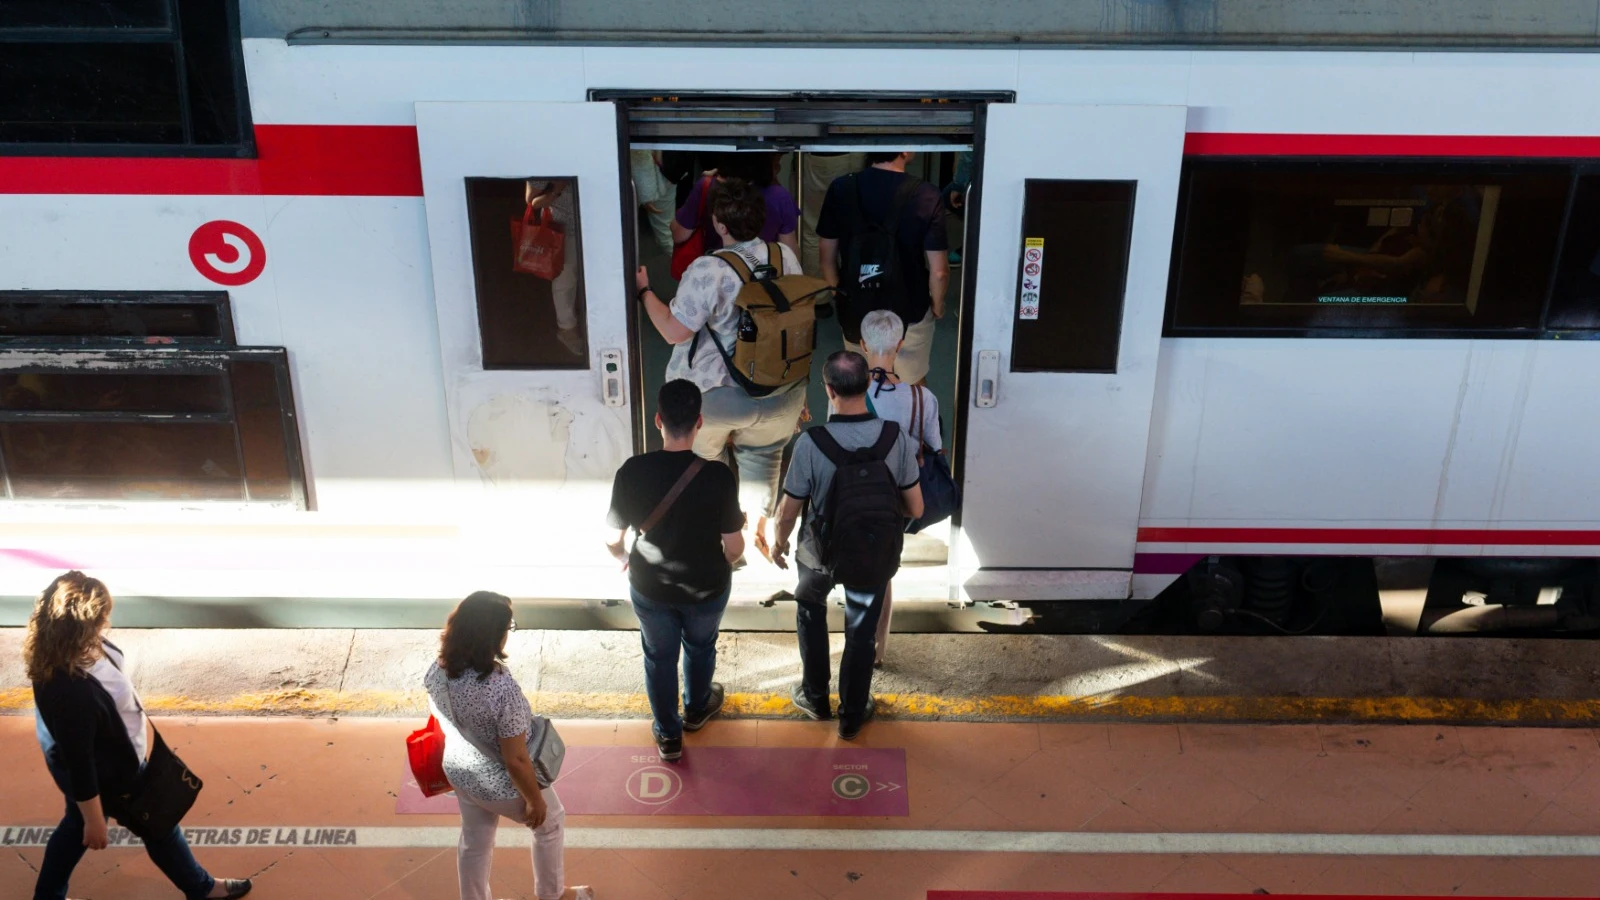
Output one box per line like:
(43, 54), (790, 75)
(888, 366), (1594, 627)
(823, 350), (869, 398)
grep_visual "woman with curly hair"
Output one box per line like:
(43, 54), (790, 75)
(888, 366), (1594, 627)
(25, 571), (251, 900)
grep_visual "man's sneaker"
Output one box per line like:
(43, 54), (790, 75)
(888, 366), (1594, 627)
(684, 683), (725, 732)
(791, 683), (830, 721)
(838, 697), (877, 741)
(655, 732), (683, 763)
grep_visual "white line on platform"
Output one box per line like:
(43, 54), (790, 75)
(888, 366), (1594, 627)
(4, 826), (1599, 856)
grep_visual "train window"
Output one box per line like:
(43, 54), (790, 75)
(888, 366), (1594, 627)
(0, 350), (306, 507)
(0, 292), (234, 345)
(1168, 163), (1569, 336)
(1547, 172), (1600, 331)
(0, 0), (250, 151)
(1011, 180), (1134, 372)
(465, 177), (589, 369)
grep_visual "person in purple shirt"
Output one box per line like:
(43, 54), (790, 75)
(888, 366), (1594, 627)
(672, 152), (800, 258)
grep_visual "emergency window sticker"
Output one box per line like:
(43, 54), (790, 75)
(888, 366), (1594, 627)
(1020, 238), (1044, 320)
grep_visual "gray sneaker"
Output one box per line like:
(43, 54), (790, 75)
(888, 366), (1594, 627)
(791, 682), (830, 721)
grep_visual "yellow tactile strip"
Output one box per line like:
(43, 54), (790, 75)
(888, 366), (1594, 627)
(3, 687), (1599, 724)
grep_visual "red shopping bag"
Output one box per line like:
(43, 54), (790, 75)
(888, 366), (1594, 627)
(406, 715), (452, 797)
(669, 176), (713, 280)
(510, 204), (566, 280)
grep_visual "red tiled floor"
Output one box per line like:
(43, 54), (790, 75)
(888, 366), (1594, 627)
(4, 715), (1600, 899)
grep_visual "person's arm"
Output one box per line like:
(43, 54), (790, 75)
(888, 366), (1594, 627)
(603, 527), (628, 566)
(926, 250), (951, 319)
(778, 230), (800, 254)
(721, 531), (745, 565)
(901, 483), (925, 521)
(635, 266), (695, 345)
(771, 494), (805, 571)
(820, 238), (840, 287)
(671, 218), (695, 245)
(498, 733), (548, 828)
(39, 681), (109, 849)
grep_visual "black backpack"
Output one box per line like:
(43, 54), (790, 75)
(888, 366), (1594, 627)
(807, 421), (905, 587)
(838, 173), (921, 344)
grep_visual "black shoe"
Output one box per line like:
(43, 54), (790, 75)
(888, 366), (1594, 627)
(791, 682), (830, 721)
(838, 697), (877, 741)
(684, 683), (725, 732)
(212, 879), (252, 899)
(655, 731), (683, 762)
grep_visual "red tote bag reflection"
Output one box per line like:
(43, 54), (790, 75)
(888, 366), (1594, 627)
(510, 204), (566, 280)
(405, 715), (452, 798)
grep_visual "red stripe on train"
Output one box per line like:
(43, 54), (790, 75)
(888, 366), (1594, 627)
(1137, 527), (1600, 546)
(1185, 131), (1600, 157)
(0, 125), (424, 197)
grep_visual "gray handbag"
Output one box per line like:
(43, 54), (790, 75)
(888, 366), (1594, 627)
(439, 669), (566, 788)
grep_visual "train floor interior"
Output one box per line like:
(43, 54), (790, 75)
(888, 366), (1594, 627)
(4, 714), (1599, 899)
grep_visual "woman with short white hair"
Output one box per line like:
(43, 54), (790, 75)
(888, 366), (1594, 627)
(856, 309), (944, 664)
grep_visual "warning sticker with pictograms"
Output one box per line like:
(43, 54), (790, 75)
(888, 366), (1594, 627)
(1020, 237), (1044, 320)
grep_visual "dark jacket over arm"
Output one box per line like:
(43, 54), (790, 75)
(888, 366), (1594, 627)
(33, 671), (139, 803)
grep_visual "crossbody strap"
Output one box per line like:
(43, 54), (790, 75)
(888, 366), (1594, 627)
(637, 458), (706, 538)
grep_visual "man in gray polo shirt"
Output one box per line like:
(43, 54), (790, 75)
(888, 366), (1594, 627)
(772, 351), (923, 739)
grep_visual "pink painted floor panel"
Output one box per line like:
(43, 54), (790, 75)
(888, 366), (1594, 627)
(397, 745), (909, 816)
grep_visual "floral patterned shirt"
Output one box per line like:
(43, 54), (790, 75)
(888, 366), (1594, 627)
(423, 661), (532, 803)
(667, 239), (803, 394)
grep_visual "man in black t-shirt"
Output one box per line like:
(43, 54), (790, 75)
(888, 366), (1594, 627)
(604, 379), (744, 762)
(816, 150), (950, 385)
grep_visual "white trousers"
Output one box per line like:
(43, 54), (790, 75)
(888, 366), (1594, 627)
(456, 788), (566, 900)
(800, 152), (865, 278)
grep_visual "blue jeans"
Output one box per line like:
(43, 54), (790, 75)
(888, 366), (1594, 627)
(632, 586), (731, 740)
(793, 564), (886, 731)
(35, 756), (215, 900)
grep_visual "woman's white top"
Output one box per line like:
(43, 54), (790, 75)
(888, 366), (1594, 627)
(88, 640), (149, 763)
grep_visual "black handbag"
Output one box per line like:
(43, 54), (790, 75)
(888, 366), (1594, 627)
(905, 385), (960, 534)
(109, 730), (203, 841)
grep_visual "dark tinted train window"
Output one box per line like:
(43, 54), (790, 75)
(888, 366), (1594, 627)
(0, 351), (306, 506)
(1169, 164), (1569, 335)
(0, 0), (250, 152)
(1011, 180), (1134, 372)
(0, 292), (233, 344)
(466, 177), (589, 369)
(1548, 172), (1600, 331)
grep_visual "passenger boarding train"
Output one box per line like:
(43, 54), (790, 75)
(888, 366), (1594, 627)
(4, 27), (1600, 634)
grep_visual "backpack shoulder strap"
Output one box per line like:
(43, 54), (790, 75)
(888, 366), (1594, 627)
(805, 425), (849, 467)
(713, 248), (755, 283)
(637, 458), (706, 537)
(870, 420), (902, 461)
(766, 242), (785, 276)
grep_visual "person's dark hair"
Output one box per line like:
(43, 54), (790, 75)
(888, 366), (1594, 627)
(440, 591), (514, 681)
(658, 379), (702, 438)
(710, 177), (767, 242)
(719, 152), (777, 189)
(823, 350), (870, 398)
(866, 151), (905, 165)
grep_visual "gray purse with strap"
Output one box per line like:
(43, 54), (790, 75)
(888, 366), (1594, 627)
(439, 669), (565, 788)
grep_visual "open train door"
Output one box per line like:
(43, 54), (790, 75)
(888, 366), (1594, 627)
(960, 104), (1185, 600)
(416, 102), (632, 597)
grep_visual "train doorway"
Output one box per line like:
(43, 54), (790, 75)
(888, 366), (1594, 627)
(611, 92), (999, 603)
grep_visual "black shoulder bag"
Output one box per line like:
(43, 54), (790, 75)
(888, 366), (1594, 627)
(101, 643), (203, 841)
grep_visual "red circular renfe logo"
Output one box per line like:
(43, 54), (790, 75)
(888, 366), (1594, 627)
(189, 221), (266, 286)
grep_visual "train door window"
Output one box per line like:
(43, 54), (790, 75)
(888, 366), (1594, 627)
(1011, 180), (1134, 372)
(0, 0), (250, 151)
(0, 350), (306, 506)
(465, 177), (589, 369)
(1168, 163), (1569, 336)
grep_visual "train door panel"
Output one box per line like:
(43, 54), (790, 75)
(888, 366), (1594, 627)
(961, 104), (1185, 594)
(416, 101), (632, 588)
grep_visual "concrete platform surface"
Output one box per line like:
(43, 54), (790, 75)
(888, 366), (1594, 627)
(4, 716), (1600, 899)
(4, 628), (1600, 724)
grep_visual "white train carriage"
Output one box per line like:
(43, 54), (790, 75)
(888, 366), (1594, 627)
(3, 30), (1600, 630)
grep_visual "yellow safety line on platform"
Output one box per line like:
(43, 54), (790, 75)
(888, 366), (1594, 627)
(3, 686), (1600, 723)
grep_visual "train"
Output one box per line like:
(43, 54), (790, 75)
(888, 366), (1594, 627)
(5, 13), (1600, 635)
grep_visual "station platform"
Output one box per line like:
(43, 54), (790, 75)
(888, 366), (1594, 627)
(3, 715), (1600, 899)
